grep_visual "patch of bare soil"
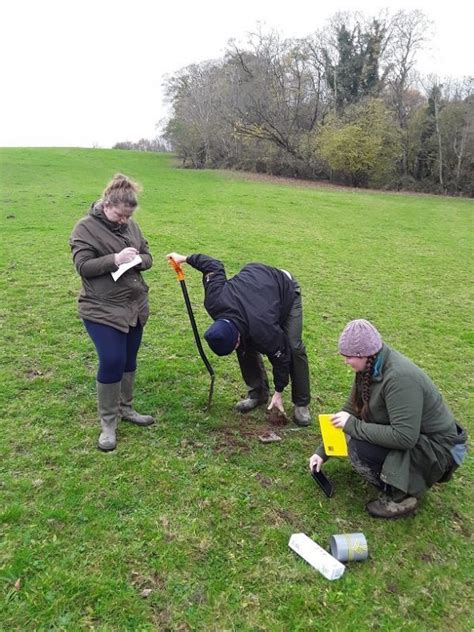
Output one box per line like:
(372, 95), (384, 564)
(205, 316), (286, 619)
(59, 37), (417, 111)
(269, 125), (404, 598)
(255, 472), (273, 487)
(212, 427), (253, 455)
(265, 408), (289, 427)
(419, 552), (436, 563)
(25, 369), (46, 379)
(130, 570), (166, 599)
(451, 510), (472, 537)
(271, 507), (304, 529)
(211, 416), (289, 454)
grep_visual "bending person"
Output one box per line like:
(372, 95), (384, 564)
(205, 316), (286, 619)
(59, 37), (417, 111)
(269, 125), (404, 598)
(309, 319), (467, 518)
(167, 252), (311, 426)
(70, 174), (155, 451)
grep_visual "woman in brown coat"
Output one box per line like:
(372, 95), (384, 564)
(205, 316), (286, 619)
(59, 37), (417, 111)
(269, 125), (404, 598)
(70, 174), (154, 451)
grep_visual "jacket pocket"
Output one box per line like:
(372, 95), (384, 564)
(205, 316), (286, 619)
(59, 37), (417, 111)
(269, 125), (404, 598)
(89, 274), (131, 301)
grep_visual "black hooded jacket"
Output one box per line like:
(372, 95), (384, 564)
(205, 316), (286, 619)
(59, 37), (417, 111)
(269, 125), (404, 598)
(187, 254), (297, 392)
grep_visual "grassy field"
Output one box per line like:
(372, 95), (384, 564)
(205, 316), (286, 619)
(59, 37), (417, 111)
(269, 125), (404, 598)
(0, 148), (472, 631)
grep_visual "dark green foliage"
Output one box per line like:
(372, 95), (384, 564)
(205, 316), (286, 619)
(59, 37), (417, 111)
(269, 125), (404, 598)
(323, 20), (385, 112)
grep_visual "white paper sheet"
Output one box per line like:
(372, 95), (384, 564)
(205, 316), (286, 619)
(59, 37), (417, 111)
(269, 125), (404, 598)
(111, 255), (142, 281)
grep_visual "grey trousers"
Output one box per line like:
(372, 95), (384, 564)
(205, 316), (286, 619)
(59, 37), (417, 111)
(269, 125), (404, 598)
(236, 280), (311, 406)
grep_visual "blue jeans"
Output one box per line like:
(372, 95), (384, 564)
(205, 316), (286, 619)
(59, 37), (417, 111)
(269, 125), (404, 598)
(84, 320), (143, 384)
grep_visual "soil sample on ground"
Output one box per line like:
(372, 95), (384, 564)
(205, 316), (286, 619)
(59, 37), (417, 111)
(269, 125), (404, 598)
(265, 408), (289, 427)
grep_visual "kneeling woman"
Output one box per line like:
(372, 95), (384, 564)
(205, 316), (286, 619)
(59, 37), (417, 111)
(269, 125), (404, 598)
(309, 319), (466, 518)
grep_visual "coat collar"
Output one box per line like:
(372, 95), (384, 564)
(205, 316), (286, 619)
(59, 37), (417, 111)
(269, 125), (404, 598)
(89, 201), (127, 233)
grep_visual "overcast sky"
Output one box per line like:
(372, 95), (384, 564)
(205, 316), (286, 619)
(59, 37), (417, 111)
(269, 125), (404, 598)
(1, 0), (472, 148)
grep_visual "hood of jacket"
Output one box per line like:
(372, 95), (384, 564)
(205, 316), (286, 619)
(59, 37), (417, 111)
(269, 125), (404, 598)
(89, 200), (128, 234)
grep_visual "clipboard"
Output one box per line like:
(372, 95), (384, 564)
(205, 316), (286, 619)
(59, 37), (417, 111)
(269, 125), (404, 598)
(318, 414), (348, 457)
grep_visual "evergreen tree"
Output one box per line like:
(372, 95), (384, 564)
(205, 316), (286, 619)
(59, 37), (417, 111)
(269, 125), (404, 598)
(323, 19), (385, 112)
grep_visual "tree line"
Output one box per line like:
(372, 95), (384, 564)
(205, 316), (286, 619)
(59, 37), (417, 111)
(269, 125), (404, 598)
(113, 138), (169, 153)
(162, 11), (473, 196)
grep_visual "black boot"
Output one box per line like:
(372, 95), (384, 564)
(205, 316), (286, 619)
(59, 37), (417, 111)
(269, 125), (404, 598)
(235, 396), (268, 413)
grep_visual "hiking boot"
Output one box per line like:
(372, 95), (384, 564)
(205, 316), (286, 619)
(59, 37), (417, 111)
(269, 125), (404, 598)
(366, 493), (418, 519)
(293, 405), (311, 427)
(235, 397), (268, 413)
(120, 371), (155, 426)
(97, 381), (121, 452)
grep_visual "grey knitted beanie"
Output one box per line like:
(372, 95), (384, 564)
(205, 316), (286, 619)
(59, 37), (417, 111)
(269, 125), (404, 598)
(338, 319), (383, 357)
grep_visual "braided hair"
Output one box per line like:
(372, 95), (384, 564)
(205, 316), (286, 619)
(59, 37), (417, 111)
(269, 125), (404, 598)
(351, 355), (376, 421)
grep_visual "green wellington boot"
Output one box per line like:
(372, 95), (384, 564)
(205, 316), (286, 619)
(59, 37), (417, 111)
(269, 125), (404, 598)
(119, 372), (155, 426)
(97, 381), (121, 451)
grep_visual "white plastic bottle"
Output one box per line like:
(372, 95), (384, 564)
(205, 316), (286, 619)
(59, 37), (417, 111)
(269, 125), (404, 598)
(289, 533), (345, 580)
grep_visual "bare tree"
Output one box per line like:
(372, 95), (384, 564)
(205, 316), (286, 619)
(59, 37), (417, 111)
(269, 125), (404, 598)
(384, 10), (432, 174)
(160, 14), (472, 194)
(225, 29), (325, 168)
(163, 61), (227, 167)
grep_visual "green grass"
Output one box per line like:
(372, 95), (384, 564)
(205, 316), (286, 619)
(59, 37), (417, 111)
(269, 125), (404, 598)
(1, 148), (473, 630)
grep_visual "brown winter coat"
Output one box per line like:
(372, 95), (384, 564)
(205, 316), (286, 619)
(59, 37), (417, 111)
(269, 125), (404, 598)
(69, 202), (153, 332)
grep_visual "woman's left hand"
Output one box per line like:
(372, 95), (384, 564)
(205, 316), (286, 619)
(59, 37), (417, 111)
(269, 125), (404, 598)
(331, 411), (350, 428)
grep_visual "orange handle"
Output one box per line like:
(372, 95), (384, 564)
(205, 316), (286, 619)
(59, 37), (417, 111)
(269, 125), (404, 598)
(168, 257), (185, 281)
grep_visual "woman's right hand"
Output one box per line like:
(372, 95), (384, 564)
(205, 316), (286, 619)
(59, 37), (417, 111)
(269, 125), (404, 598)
(115, 247), (138, 265)
(166, 252), (187, 265)
(309, 453), (324, 473)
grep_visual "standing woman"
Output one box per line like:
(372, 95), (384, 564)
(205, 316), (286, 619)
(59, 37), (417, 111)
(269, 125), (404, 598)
(70, 174), (155, 451)
(309, 320), (467, 518)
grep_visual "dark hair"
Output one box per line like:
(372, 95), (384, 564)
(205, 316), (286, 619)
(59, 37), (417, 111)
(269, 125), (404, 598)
(102, 173), (141, 210)
(351, 355), (376, 421)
